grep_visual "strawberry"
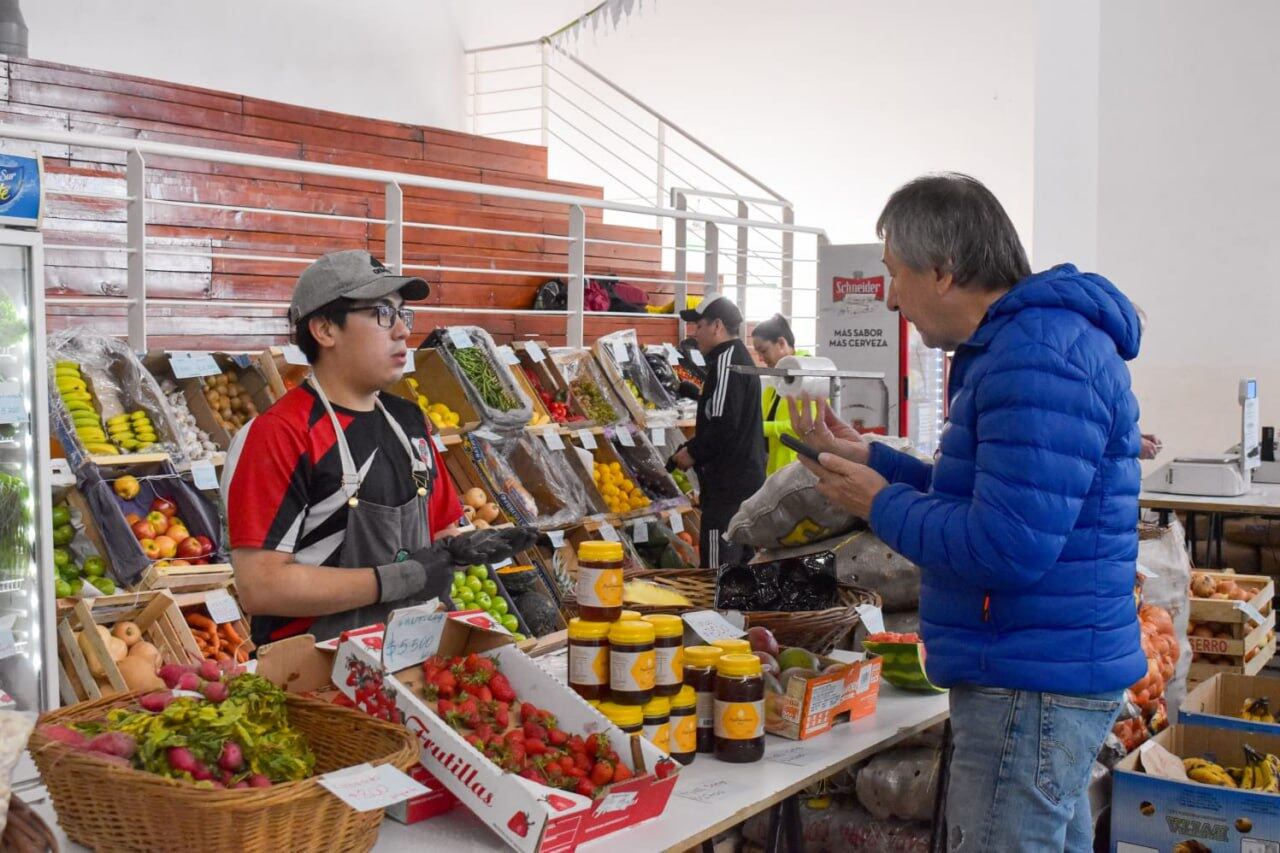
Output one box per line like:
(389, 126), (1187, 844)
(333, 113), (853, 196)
(504, 729), (525, 745)
(489, 673), (517, 703)
(436, 699), (454, 716)
(654, 758), (677, 780)
(465, 734), (483, 751)
(548, 728), (568, 747)
(575, 778), (598, 798)
(574, 752), (592, 772)
(495, 705), (510, 730)
(590, 760), (613, 786)
(474, 723), (496, 744)
(567, 735), (586, 754)
(611, 762), (634, 783)
(519, 768), (546, 786)
(459, 698), (479, 717)
(588, 733), (612, 759)
(507, 810), (530, 838)
(558, 755), (575, 773)
(566, 766), (585, 779)
(525, 738), (549, 757)
(524, 721), (548, 741)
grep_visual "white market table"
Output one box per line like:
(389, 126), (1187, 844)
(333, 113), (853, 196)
(1140, 483), (1280, 568)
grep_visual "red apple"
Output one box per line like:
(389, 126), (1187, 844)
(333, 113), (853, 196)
(176, 537), (205, 559)
(191, 558), (209, 565)
(169, 517), (185, 531)
(139, 538), (162, 559)
(131, 520), (156, 540)
(194, 535), (215, 558)
(124, 512), (142, 526)
(170, 559), (190, 567)
(150, 496), (178, 518)
(153, 535), (178, 559)
(145, 511), (169, 535)
(166, 524), (190, 545)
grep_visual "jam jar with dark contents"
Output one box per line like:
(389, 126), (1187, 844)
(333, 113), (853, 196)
(643, 614), (684, 698)
(642, 695), (671, 754)
(682, 645), (723, 754)
(669, 686), (698, 765)
(576, 541), (624, 622)
(609, 618), (656, 705)
(714, 653), (765, 763)
(568, 617), (611, 701)
(598, 701), (643, 735)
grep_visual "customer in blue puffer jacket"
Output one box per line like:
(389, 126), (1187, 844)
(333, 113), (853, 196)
(793, 173), (1145, 852)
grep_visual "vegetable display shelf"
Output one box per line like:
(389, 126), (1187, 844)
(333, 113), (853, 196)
(386, 347), (480, 436)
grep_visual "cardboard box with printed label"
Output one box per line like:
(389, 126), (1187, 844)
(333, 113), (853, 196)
(1182, 672), (1280, 736)
(767, 652), (883, 741)
(1111, 724), (1280, 851)
(332, 605), (678, 853)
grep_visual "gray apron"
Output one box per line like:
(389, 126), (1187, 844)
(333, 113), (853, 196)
(306, 376), (435, 641)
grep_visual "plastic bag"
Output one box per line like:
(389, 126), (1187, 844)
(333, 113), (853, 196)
(742, 800), (931, 853)
(834, 530), (920, 612)
(427, 326), (533, 430)
(48, 330), (188, 466)
(549, 347), (628, 426)
(606, 424), (683, 505)
(466, 430), (587, 530)
(627, 517), (698, 569)
(594, 329), (678, 428)
(855, 746), (940, 822)
(727, 461), (862, 548)
(0, 710), (35, 836)
(1138, 518), (1192, 719)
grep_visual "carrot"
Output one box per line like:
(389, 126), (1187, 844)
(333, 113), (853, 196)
(186, 612), (217, 633)
(235, 647), (249, 663)
(215, 651), (232, 663)
(219, 622), (243, 647)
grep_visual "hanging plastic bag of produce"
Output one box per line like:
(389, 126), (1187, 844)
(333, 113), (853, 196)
(47, 330), (189, 468)
(549, 347), (629, 427)
(465, 430), (588, 530)
(426, 326), (533, 430)
(726, 460), (863, 549)
(594, 329), (679, 428)
(1137, 518), (1192, 718)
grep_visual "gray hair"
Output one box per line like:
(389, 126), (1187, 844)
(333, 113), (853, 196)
(876, 173), (1030, 291)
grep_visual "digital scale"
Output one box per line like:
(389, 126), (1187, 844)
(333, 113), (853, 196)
(1143, 378), (1261, 497)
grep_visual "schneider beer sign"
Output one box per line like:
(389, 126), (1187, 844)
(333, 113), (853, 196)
(816, 244), (904, 435)
(0, 153), (43, 228)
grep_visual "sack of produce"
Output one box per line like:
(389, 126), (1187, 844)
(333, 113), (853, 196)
(594, 329), (679, 428)
(48, 330), (189, 467)
(426, 326), (533, 430)
(742, 799), (931, 853)
(549, 346), (628, 427)
(855, 746), (940, 822)
(727, 460), (862, 549)
(466, 430), (588, 530)
(1138, 518), (1192, 718)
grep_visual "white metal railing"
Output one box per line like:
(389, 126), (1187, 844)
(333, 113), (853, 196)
(1, 126), (826, 352)
(464, 39), (818, 345)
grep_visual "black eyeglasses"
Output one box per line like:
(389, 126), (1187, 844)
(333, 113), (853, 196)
(349, 304), (414, 330)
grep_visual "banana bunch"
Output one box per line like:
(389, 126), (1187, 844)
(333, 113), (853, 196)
(1184, 756), (1237, 787)
(1242, 697), (1276, 723)
(104, 410), (159, 452)
(1234, 745), (1280, 793)
(55, 361), (119, 456)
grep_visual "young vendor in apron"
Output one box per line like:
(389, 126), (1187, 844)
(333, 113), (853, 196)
(222, 250), (536, 645)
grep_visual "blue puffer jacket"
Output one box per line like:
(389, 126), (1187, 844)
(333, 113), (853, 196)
(867, 265), (1147, 695)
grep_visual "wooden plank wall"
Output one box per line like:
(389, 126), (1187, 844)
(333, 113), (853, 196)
(0, 56), (704, 349)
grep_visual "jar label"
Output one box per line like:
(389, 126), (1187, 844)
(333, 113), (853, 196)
(673, 713), (697, 753)
(696, 691), (715, 728)
(643, 721), (671, 754)
(577, 566), (623, 608)
(715, 700), (764, 740)
(610, 648), (656, 692)
(569, 644), (608, 686)
(655, 645), (684, 686)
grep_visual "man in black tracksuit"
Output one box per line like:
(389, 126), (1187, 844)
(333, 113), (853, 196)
(670, 294), (767, 567)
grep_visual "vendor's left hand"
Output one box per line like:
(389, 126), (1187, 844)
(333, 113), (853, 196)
(798, 452), (889, 519)
(671, 447), (694, 471)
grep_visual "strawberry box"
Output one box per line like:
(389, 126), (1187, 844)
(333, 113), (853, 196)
(332, 604), (679, 853)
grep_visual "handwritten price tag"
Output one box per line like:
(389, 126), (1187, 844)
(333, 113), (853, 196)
(319, 763), (430, 813)
(0, 383), (22, 425)
(856, 604), (885, 635)
(525, 341), (546, 363)
(665, 343), (682, 365)
(547, 529), (566, 549)
(447, 327), (474, 350)
(281, 345), (309, 366)
(542, 429), (565, 451)
(650, 427), (666, 447)
(431, 433), (447, 453)
(667, 510), (685, 534)
(598, 522), (621, 543)
(497, 345), (520, 366)
(632, 519), (649, 543)
(616, 428), (635, 448)
(205, 589), (242, 625)
(190, 460), (219, 491)
(689, 349), (706, 367)
(611, 341), (630, 364)
(682, 610), (745, 643)
(576, 429), (597, 450)
(169, 353), (222, 379)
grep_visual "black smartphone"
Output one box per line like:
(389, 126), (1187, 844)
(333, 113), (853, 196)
(779, 432), (823, 463)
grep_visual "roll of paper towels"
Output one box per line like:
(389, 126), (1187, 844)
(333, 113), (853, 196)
(773, 355), (836, 399)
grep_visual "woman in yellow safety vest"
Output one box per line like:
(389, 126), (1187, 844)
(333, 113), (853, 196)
(751, 314), (811, 475)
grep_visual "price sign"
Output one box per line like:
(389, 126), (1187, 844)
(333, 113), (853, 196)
(576, 429), (597, 450)
(611, 341), (630, 364)
(319, 763), (430, 813)
(230, 354), (253, 369)
(650, 427), (666, 447)
(497, 345), (520, 366)
(281, 345), (309, 366)
(855, 603), (885, 635)
(616, 428), (635, 448)
(632, 519), (649, 543)
(542, 429), (565, 451)
(547, 529), (567, 549)
(598, 522), (620, 543)
(682, 610), (745, 643)
(431, 433), (447, 453)
(665, 343), (682, 365)
(491, 557), (514, 569)
(205, 589), (242, 625)
(190, 460), (220, 491)
(169, 353), (222, 379)
(447, 327), (474, 350)
(472, 428), (500, 442)
(525, 341), (546, 363)
(0, 615), (17, 660)
(689, 349), (706, 367)
(667, 510), (685, 534)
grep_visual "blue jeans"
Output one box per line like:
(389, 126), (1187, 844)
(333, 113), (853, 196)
(946, 684), (1123, 852)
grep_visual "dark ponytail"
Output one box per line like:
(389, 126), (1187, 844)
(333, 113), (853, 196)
(751, 313), (794, 348)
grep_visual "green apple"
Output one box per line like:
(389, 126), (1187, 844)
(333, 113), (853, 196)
(51, 505), (70, 528)
(453, 570), (466, 587)
(54, 578), (73, 599)
(491, 598), (509, 616)
(468, 565), (489, 580)
(482, 579), (498, 597)
(456, 588), (476, 604)
(52, 547), (71, 570)
(501, 614), (519, 633)
(83, 556), (107, 578)
(89, 576), (116, 595)
(465, 576), (482, 593)
(52, 524), (75, 546)
(474, 592), (492, 611)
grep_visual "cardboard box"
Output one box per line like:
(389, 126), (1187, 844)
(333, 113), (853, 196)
(1112, 724), (1280, 851)
(386, 347), (481, 436)
(1182, 672), (1280, 736)
(766, 653), (883, 740)
(333, 605), (679, 853)
(386, 764), (459, 824)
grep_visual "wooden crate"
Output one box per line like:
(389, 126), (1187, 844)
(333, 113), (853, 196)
(172, 584), (254, 664)
(592, 336), (678, 429)
(566, 429), (651, 520)
(140, 560), (235, 592)
(1188, 571), (1276, 683)
(510, 362), (554, 427)
(442, 441), (509, 527)
(387, 347), (480, 436)
(57, 590), (202, 704)
(513, 340), (589, 426)
(256, 347), (311, 400)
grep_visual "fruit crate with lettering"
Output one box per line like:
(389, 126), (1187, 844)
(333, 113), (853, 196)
(1188, 571), (1276, 684)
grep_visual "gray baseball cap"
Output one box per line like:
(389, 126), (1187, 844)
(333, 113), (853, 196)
(288, 250), (429, 324)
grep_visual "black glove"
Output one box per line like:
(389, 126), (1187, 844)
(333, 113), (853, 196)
(375, 543), (455, 604)
(442, 526), (539, 565)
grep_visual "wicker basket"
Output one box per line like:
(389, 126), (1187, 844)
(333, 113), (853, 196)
(28, 691), (417, 853)
(622, 569), (880, 653)
(2, 797), (59, 853)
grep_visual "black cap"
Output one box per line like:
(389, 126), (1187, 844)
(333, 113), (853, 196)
(679, 293), (744, 327)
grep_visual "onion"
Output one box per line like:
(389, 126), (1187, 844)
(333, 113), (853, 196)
(463, 487), (488, 510)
